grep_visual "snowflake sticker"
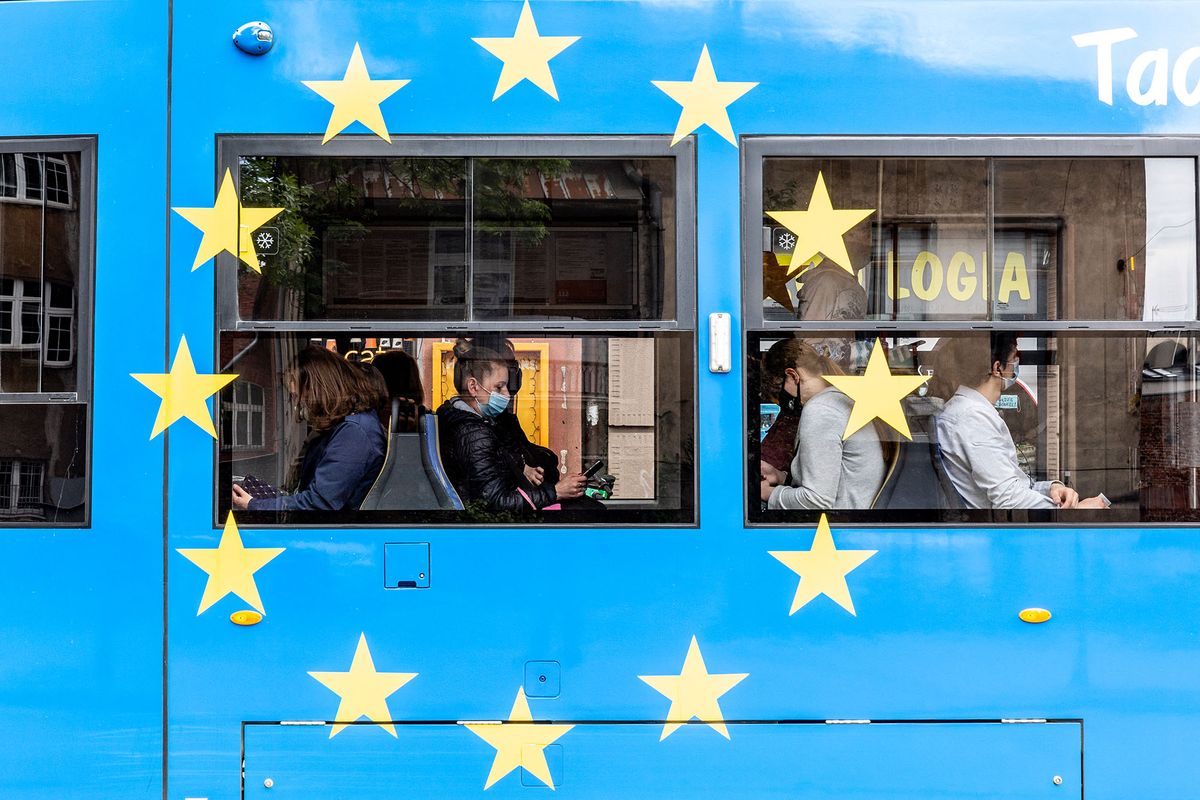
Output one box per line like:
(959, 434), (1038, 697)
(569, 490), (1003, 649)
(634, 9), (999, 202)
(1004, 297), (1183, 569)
(776, 230), (796, 252)
(252, 226), (280, 256)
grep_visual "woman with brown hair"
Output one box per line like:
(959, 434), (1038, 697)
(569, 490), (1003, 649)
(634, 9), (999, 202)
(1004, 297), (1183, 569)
(231, 346), (387, 512)
(437, 337), (587, 512)
(759, 337), (887, 510)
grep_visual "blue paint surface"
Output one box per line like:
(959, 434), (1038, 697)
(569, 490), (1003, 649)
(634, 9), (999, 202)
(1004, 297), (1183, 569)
(3, 1), (1200, 798)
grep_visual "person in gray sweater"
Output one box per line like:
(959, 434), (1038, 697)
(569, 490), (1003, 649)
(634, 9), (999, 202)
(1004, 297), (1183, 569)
(935, 333), (1108, 510)
(759, 338), (886, 510)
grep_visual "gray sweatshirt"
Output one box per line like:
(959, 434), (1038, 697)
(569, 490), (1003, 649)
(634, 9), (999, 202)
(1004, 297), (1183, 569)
(768, 387), (885, 510)
(937, 386), (1058, 509)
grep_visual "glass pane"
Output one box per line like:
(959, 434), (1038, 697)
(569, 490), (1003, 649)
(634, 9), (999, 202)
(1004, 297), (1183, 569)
(22, 155), (41, 201)
(993, 158), (1197, 321)
(0, 404), (87, 524)
(748, 330), (1200, 524)
(44, 157), (70, 206)
(0, 154), (15, 198)
(0, 151), (81, 394)
(237, 156), (469, 321)
(218, 330), (695, 525)
(471, 158), (675, 321)
(762, 158), (989, 322)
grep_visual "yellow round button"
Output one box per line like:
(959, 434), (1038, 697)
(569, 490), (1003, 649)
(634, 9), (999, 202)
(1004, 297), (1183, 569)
(230, 609), (264, 626)
(1019, 607), (1052, 624)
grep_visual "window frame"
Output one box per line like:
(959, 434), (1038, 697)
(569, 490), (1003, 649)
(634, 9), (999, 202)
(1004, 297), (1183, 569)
(0, 136), (95, 530)
(213, 135), (699, 528)
(741, 136), (1200, 528)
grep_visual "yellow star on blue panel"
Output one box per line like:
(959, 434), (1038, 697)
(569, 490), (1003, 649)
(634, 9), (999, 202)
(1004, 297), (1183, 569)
(769, 514), (877, 616)
(465, 687), (573, 789)
(639, 636), (748, 740)
(473, 0), (580, 100)
(176, 512), (284, 615)
(302, 43), (410, 143)
(130, 335), (237, 439)
(652, 44), (757, 146)
(308, 633), (418, 738)
(172, 169), (283, 272)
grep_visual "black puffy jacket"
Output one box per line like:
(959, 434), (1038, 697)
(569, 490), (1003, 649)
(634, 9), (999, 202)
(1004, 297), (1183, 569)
(436, 399), (558, 512)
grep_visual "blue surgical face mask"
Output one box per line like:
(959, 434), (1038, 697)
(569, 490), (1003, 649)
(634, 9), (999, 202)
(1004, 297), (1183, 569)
(479, 390), (509, 419)
(1001, 359), (1019, 391)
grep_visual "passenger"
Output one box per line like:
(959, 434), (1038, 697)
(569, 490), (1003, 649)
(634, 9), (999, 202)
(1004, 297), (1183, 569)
(437, 338), (586, 512)
(936, 333), (1108, 510)
(231, 346), (386, 512)
(759, 338), (886, 509)
(371, 349), (425, 433)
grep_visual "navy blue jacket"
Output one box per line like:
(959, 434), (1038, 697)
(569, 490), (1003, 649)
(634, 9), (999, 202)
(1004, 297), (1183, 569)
(249, 410), (385, 512)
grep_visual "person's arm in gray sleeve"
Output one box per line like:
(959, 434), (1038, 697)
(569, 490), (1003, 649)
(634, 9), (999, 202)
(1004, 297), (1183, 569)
(961, 408), (1058, 510)
(768, 397), (844, 510)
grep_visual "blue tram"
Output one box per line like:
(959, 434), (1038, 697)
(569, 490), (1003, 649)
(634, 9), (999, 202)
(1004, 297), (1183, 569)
(2, 1), (1200, 798)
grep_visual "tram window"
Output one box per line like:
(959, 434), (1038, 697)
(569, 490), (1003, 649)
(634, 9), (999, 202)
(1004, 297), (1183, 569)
(216, 331), (695, 526)
(747, 331), (1200, 525)
(236, 155), (676, 323)
(759, 156), (1197, 323)
(0, 143), (91, 527)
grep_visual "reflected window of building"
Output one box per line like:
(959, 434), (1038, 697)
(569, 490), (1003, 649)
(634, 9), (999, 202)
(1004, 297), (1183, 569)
(745, 140), (1200, 526)
(0, 141), (93, 527)
(217, 137), (695, 527)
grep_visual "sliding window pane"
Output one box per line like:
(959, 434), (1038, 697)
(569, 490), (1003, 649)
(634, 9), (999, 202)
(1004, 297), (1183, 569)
(748, 330), (1200, 525)
(0, 404), (87, 524)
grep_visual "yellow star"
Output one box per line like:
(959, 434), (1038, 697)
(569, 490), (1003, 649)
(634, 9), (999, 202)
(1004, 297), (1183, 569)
(308, 633), (418, 738)
(769, 514), (877, 616)
(638, 636), (748, 741)
(652, 44), (757, 146)
(176, 512), (285, 615)
(172, 169), (284, 272)
(465, 687), (573, 789)
(130, 335), (237, 439)
(824, 338), (929, 441)
(302, 42), (410, 144)
(766, 172), (874, 275)
(473, 0), (580, 101)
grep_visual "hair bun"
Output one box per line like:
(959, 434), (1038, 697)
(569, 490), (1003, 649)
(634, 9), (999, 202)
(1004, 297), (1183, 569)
(452, 338), (472, 359)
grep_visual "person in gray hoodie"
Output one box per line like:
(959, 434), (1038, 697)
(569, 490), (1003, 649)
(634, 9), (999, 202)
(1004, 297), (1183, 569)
(759, 338), (887, 510)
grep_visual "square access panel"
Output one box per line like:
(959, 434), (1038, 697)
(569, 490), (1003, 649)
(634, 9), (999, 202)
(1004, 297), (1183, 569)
(384, 542), (430, 589)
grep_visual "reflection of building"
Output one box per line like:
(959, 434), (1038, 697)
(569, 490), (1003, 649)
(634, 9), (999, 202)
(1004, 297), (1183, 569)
(0, 152), (81, 394)
(0, 404), (86, 522)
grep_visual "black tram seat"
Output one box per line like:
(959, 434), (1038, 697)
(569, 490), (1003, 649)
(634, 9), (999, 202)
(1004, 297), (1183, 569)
(872, 398), (963, 511)
(360, 400), (464, 511)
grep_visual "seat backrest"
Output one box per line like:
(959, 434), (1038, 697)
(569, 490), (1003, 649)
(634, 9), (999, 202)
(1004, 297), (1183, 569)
(418, 412), (464, 510)
(872, 408), (963, 511)
(359, 403), (464, 511)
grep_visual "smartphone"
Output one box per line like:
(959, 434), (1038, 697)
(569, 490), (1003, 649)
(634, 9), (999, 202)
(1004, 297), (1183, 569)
(584, 459), (605, 478)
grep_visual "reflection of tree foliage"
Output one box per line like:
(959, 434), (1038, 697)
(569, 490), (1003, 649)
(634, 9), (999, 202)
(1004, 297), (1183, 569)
(239, 156), (371, 307)
(238, 156), (573, 310)
(472, 158), (571, 244)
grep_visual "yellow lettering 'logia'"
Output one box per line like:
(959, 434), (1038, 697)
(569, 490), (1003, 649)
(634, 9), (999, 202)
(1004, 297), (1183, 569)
(883, 250), (1027, 305)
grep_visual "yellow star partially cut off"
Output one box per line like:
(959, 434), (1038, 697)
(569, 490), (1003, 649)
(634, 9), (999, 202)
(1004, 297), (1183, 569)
(769, 514), (877, 616)
(652, 44), (757, 146)
(767, 172), (874, 275)
(303, 43), (410, 143)
(308, 633), (418, 738)
(172, 169), (284, 272)
(130, 335), (237, 439)
(473, 0), (580, 101)
(176, 512), (284, 615)
(465, 687), (573, 789)
(824, 338), (929, 441)
(638, 636), (748, 741)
